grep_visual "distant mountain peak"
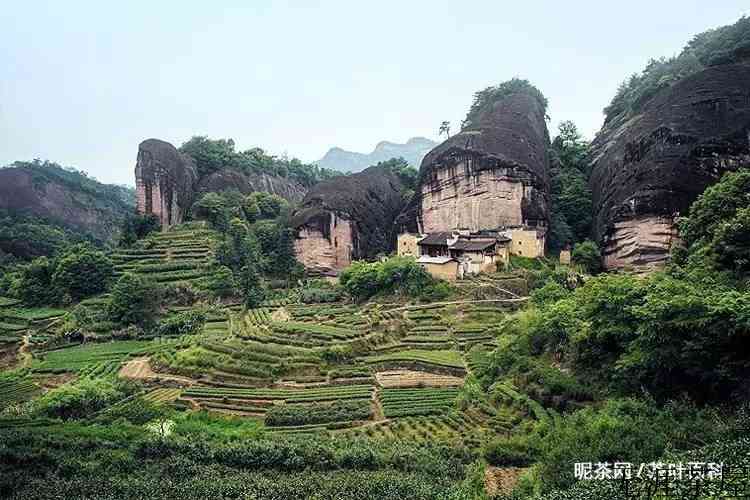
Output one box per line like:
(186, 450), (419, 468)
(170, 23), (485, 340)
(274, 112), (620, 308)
(317, 137), (437, 173)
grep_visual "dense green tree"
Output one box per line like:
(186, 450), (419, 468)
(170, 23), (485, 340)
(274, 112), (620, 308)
(0, 214), (74, 260)
(11, 257), (59, 306)
(712, 206), (750, 273)
(248, 192), (288, 220)
(207, 265), (236, 298)
(548, 121), (593, 253)
(679, 169), (750, 248)
(119, 214), (160, 247)
(239, 263), (265, 308)
(463, 78), (548, 129)
(340, 257), (451, 302)
(35, 377), (135, 420)
(179, 136), (236, 178)
(242, 196), (261, 223)
(193, 192), (231, 230)
(179, 136), (341, 188)
(374, 157), (418, 192)
(216, 218), (260, 272)
(250, 219), (299, 279)
(604, 16), (750, 122)
(571, 240), (602, 274)
(52, 244), (114, 302)
(108, 273), (160, 329)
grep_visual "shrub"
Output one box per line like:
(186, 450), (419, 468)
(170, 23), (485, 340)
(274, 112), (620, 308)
(484, 435), (534, 466)
(52, 244), (114, 302)
(301, 287), (342, 304)
(531, 398), (730, 492)
(571, 240), (602, 274)
(35, 378), (136, 420)
(157, 310), (206, 337)
(108, 273), (160, 329)
(265, 400), (372, 426)
(339, 257), (451, 302)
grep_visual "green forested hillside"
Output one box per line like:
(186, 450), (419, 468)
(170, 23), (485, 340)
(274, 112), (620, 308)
(0, 160), (135, 261)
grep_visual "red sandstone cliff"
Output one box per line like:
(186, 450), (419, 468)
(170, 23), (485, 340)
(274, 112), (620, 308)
(291, 165), (407, 275)
(135, 139), (198, 228)
(397, 92), (550, 235)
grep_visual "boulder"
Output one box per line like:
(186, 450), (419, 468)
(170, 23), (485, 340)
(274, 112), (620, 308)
(196, 169), (305, 203)
(397, 92), (550, 235)
(135, 139), (198, 228)
(291, 166), (406, 275)
(589, 63), (750, 269)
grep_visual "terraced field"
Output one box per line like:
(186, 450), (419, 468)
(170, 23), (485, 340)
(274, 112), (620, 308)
(365, 349), (465, 372)
(31, 340), (171, 374)
(0, 377), (39, 410)
(143, 388), (182, 403)
(0, 306), (66, 344)
(180, 384), (375, 416)
(346, 411), (489, 446)
(375, 370), (464, 388)
(492, 381), (556, 426)
(110, 227), (218, 286)
(380, 387), (460, 418)
(246, 307), (272, 326)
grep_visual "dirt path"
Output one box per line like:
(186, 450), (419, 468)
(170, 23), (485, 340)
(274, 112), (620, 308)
(119, 357), (197, 385)
(18, 334), (32, 368)
(371, 389), (386, 421)
(484, 466), (526, 498)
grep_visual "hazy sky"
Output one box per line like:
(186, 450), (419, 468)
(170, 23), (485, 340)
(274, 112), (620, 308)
(2, 1), (748, 186)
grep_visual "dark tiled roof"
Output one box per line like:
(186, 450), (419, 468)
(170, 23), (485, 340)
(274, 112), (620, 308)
(417, 232), (453, 246)
(450, 239), (496, 251)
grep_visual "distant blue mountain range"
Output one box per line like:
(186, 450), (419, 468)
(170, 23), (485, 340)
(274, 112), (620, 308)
(316, 137), (437, 172)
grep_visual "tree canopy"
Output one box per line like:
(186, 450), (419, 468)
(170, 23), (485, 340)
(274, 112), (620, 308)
(603, 16), (750, 123)
(463, 78), (548, 129)
(179, 136), (341, 188)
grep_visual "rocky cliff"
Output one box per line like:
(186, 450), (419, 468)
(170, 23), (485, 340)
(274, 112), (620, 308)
(196, 169), (306, 203)
(589, 63), (750, 269)
(317, 137), (437, 172)
(135, 139), (307, 229)
(291, 165), (406, 275)
(135, 139), (198, 228)
(0, 161), (134, 249)
(397, 92), (550, 234)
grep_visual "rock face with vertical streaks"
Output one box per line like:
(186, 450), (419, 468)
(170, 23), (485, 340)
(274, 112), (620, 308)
(196, 169), (306, 204)
(589, 63), (750, 269)
(135, 139), (198, 229)
(396, 92), (551, 235)
(291, 165), (407, 275)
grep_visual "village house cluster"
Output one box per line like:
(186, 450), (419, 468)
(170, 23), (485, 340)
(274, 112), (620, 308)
(397, 226), (545, 280)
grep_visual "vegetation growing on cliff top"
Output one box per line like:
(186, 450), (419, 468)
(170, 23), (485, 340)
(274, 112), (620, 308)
(0, 160), (135, 262)
(463, 78), (548, 129)
(603, 15), (750, 123)
(179, 136), (342, 188)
